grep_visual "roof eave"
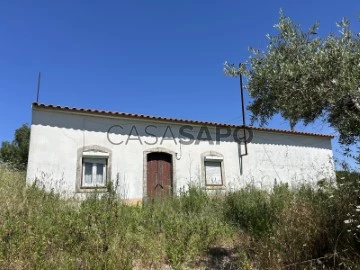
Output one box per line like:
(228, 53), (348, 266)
(32, 102), (335, 139)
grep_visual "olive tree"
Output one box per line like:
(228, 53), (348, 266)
(225, 11), (360, 146)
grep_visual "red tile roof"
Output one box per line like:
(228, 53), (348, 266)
(32, 103), (334, 138)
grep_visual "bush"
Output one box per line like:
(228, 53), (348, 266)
(223, 187), (275, 237)
(0, 164), (359, 269)
(140, 187), (230, 268)
(253, 179), (360, 269)
(0, 165), (232, 269)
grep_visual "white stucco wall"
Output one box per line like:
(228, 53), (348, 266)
(26, 107), (335, 201)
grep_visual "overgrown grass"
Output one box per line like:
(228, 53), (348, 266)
(0, 166), (231, 269)
(0, 164), (359, 269)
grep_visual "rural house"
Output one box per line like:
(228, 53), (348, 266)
(26, 103), (335, 203)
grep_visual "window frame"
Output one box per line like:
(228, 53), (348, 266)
(201, 152), (226, 189)
(81, 157), (107, 188)
(76, 146), (112, 193)
(204, 160), (223, 186)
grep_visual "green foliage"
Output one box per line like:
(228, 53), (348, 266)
(0, 166), (231, 269)
(254, 178), (360, 269)
(0, 165), (359, 269)
(225, 10), (360, 145)
(334, 171), (360, 244)
(140, 187), (228, 268)
(223, 187), (275, 237)
(0, 124), (30, 169)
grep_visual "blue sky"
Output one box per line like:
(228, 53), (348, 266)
(0, 0), (358, 168)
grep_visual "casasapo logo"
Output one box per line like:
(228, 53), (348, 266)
(107, 124), (253, 145)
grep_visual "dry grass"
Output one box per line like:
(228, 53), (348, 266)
(0, 164), (359, 269)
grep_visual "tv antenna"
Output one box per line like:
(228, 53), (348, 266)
(36, 72), (41, 103)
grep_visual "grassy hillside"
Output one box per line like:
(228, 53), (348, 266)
(0, 165), (359, 269)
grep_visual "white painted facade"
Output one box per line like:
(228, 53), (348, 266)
(26, 105), (335, 203)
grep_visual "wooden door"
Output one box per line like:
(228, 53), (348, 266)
(147, 152), (173, 199)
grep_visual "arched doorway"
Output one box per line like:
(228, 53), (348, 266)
(146, 152), (173, 199)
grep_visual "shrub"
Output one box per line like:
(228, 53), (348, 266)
(223, 187), (275, 237)
(1, 164), (359, 269)
(141, 187), (230, 269)
(0, 165), (232, 269)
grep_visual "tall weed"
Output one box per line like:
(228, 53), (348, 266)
(0, 164), (359, 269)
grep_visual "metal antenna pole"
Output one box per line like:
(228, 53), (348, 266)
(239, 65), (248, 155)
(240, 72), (246, 127)
(36, 72), (41, 103)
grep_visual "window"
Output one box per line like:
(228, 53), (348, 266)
(204, 156), (223, 186)
(80, 150), (109, 189)
(82, 158), (107, 188)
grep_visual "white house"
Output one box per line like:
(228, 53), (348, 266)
(26, 103), (335, 203)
